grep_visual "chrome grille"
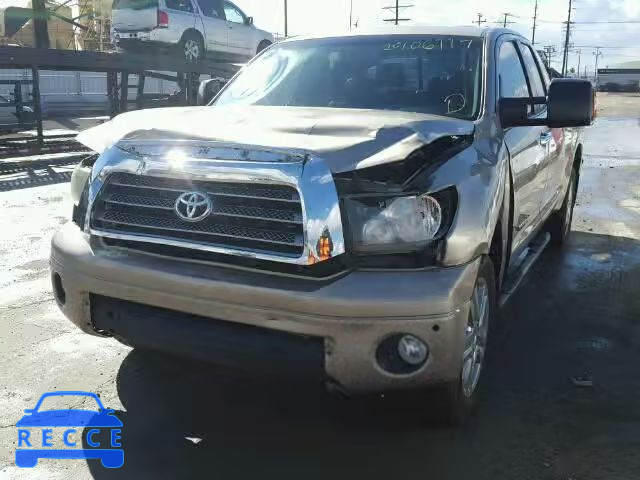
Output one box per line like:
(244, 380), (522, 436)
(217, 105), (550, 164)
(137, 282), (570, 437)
(91, 172), (304, 256)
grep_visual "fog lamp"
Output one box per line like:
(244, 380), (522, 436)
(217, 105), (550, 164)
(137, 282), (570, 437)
(397, 335), (428, 366)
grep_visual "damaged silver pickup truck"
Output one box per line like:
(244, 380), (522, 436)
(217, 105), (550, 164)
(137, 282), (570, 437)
(51, 27), (594, 422)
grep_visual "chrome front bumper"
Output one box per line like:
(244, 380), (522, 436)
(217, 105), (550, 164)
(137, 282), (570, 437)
(51, 223), (480, 393)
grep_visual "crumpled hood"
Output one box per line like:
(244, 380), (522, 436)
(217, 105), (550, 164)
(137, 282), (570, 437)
(77, 105), (475, 173)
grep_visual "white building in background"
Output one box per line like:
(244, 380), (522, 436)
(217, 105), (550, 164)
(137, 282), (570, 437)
(597, 62), (640, 92)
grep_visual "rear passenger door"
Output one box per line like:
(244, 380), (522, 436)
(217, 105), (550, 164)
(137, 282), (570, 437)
(196, 0), (228, 53)
(163, 0), (197, 40)
(518, 41), (559, 219)
(498, 39), (549, 255)
(223, 1), (253, 56)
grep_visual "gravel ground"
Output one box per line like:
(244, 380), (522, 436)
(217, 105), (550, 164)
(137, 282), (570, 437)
(1, 93), (639, 480)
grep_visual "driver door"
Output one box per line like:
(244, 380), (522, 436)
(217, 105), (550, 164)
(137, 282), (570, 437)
(499, 40), (549, 254)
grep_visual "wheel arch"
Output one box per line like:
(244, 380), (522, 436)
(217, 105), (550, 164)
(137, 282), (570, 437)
(573, 142), (583, 176)
(256, 39), (272, 54)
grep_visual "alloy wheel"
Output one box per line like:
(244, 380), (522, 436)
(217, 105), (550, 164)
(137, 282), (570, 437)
(461, 278), (490, 398)
(184, 39), (201, 62)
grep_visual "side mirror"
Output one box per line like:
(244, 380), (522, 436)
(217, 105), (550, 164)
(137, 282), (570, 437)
(499, 78), (594, 128)
(246, 16), (254, 26)
(197, 79), (224, 105)
(547, 78), (594, 127)
(498, 97), (539, 128)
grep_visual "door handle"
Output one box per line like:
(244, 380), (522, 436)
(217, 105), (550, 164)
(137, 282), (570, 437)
(539, 131), (552, 146)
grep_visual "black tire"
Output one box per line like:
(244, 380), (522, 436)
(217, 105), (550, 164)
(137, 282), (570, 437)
(179, 31), (204, 63)
(549, 168), (577, 247)
(256, 40), (272, 55)
(437, 256), (497, 426)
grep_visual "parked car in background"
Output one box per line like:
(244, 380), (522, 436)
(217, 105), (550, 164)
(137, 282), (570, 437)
(0, 94), (33, 132)
(111, 0), (273, 62)
(54, 27), (594, 424)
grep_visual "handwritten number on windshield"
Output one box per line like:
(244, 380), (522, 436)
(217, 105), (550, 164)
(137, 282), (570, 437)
(383, 39), (473, 51)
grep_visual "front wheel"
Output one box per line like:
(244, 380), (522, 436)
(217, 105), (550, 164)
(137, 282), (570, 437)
(439, 257), (496, 425)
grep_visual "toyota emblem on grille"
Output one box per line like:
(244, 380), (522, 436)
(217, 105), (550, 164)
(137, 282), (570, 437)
(175, 191), (212, 222)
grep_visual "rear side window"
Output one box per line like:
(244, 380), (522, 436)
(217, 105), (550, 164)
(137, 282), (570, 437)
(223, 1), (245, 23)
(165, 0), (194, 12)
(498, 41), (529, 99)
(197, 0), (223, 18)
(519, 43), (547, 114)
(113, 0), (158, 9)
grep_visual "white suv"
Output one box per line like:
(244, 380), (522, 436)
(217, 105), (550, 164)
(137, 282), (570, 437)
(111, 0), (274, 62)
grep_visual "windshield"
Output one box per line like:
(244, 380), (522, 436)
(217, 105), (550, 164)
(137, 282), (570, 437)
(214, 35), (483, 119)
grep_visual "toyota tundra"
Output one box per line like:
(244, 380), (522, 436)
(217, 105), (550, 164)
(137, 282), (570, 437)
(51, 27), (594, 422)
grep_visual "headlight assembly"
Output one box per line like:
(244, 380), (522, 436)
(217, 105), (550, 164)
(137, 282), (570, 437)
(343, 188), (456, 255)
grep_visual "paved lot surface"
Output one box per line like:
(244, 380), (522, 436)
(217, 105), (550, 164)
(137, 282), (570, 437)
(1, 94), (640, 479)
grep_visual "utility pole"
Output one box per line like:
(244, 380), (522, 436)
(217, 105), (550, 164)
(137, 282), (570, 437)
(531, 0), (539, 45)
(349, 0), (353, 31)
(576, 49), (581, 78)
(561, 0), (574, 76)
(474, 13), (487, 28)
(593, 47), (603, 82)
(284, 0), (288, 37)
(543, 45), (556, 69)
(495, 13), (517, 28)
(382, 1), (413, 25)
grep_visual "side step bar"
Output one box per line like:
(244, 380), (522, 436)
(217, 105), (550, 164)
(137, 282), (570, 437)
(499, 231), (551, 307)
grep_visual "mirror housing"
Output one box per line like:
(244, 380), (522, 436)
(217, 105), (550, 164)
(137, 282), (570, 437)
(547, 78), (594, 127)
(246, 16), (254, 26)
(197, 79), (224, 106)
(499, 78), (594, 128)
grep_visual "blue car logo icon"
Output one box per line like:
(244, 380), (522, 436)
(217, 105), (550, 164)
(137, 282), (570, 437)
(16, 391), (123, 468)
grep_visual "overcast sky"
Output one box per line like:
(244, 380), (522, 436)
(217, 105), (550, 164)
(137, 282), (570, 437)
(233, 0), (640, 73)
(0, 0), (637, 71)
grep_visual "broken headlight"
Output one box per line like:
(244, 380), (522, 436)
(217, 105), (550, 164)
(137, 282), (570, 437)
(343, 188), (456, 255)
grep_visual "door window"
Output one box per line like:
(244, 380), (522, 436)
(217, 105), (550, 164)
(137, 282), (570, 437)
(498, 41), (530, 99)
(197, 0), (223, 18)
(165, 0), (193, 12)
(519, 43), (547, 114)
(223, 1), (246, 24)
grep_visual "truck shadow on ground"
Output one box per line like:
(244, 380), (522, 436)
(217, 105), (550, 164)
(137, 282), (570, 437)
(87, 232), (640, 480)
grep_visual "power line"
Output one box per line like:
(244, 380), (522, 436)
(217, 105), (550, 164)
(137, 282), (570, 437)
(537, 19), (640, 24)
(573, 20), (640, 24)
(572, 45), (640, 49)
(382, 2), (414, 25)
